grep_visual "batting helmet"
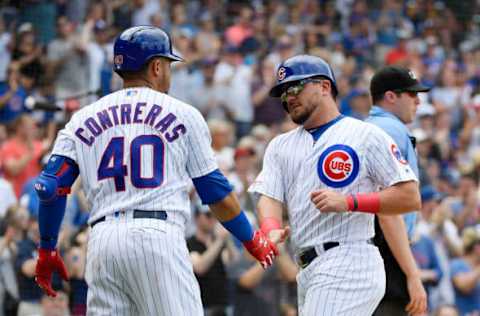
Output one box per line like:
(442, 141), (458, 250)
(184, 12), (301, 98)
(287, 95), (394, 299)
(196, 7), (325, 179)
(113, 26), (183, 74)
(269, 55), (337, 98)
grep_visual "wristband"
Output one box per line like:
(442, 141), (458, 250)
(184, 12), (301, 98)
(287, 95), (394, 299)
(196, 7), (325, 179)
(260, 217), (281, 235)
(221, 211), (254, 242)
(346, 193), (380, 214)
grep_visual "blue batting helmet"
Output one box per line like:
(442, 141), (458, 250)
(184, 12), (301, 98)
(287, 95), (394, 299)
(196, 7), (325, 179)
(113, 26), (183, 73)
(269, 55), (337, 97)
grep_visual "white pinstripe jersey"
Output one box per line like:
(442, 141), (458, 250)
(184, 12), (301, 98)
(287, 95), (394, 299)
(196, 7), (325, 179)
(249, 116), (417, 252)
(51, 87), (218, 224)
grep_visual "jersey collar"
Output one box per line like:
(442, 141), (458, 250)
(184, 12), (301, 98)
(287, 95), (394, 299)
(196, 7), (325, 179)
(369, 105), (403, 123)
(306, 114), (345, 142)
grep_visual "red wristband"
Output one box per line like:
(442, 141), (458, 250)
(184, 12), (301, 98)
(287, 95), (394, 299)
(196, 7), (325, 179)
(260, 217), (281, 235)
(346, 193), (380, 214)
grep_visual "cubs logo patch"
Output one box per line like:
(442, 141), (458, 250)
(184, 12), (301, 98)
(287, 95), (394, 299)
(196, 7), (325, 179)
(277, 67), (287, 81)
(114, 54), (124, 66)
(391, 144), (408, 164)
(317, 144), (360, 188)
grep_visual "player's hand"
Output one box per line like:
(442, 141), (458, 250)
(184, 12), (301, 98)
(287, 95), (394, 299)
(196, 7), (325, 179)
(243, 230), (278, 269)
(310, 189), (348, 213)
(405, 274), (427, 316)
(266, 226), (290, 245)
(35, 248), (69, 297)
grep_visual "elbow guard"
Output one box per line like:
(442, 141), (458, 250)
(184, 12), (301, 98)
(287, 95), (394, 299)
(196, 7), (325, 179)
(35, 155), (80, 201)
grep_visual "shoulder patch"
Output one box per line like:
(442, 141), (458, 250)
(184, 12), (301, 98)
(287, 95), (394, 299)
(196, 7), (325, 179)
(390, 143), (408, 165)
(317, 144), (360, 188)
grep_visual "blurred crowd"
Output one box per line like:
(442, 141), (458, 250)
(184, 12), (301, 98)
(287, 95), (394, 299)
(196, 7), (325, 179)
(0, 0), (479, 315)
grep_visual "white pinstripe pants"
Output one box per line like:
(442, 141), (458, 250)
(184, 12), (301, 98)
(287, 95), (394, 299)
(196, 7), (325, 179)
(85, 216), (203, 316)
(296, 242), (386, 316)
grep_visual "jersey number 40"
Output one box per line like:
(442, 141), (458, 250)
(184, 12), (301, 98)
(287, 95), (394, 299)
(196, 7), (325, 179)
(97, 135), (164, 191)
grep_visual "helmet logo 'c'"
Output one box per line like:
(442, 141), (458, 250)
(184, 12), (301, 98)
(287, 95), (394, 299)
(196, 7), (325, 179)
(277, 67), (286, 81)
(114, 55), (124, 66)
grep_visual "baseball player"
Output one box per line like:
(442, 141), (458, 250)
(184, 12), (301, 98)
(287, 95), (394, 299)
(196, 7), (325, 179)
(33, 26), (280, 316)
(248, 55), (422, 316)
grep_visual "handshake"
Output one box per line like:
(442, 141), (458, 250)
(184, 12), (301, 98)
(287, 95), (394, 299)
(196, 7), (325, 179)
(242, 218), (290, 269)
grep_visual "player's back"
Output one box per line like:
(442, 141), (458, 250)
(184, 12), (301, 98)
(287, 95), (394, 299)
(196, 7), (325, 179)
(52, 87), (217, 223)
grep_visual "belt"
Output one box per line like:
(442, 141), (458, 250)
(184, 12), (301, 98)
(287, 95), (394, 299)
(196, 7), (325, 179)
(297, 239), (373, 269)
(90, 210), (168, 228)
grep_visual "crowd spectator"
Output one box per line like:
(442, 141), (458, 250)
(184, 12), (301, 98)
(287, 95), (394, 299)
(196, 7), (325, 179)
(450, 227), (480, 316)
(188, 209), (237, 316)
(46, 16), (90, 103)
(0, 115), (49, 197)
(37, 289), (70, 316)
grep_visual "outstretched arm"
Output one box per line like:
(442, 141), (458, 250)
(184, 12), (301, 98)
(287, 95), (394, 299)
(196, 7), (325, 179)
(192, 169), (279, 268)
(35, 155), (79, 297)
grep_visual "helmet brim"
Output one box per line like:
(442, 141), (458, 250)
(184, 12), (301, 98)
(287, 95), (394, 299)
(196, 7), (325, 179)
(165, 53), (184, 62)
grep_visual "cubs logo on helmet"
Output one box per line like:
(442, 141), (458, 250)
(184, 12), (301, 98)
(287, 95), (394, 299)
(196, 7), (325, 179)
(390, 144), (408, 164)
(114, 55), (123, 66)
(317, 144), (360, 188)
(277, 67), (287, 81)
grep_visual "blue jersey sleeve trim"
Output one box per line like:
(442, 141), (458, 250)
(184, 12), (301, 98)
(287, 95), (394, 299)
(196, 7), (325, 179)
(192, 169), (233, 205)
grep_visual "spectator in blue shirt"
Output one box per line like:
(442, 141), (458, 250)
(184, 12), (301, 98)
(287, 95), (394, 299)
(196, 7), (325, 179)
(450, 227), (480, 316)
(368, 66), (431, 316)
(0, 63), (34, 124)
(411, 231), (444, 309)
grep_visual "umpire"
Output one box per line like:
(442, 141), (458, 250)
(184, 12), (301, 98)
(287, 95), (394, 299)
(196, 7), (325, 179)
(367, 66), (430, 316)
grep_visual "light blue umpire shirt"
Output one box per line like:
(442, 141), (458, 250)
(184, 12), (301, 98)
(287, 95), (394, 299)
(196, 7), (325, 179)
(366, 105), (419, 240)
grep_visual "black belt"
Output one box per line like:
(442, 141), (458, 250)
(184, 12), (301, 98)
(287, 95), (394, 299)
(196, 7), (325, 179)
(298, 239), (373, 269)
(90, 210), (168, 228)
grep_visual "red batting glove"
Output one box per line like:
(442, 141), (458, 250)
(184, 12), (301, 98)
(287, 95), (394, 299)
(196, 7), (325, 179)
(243, 230), (279, 269)
(35, 248), (69, 297)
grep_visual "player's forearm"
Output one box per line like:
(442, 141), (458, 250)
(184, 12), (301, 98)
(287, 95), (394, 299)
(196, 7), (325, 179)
(209, 192), (241, 221)
(344, 181), (420, 215)
(378, 180), (421, 214)
(257, 195), (284, 227)
(378, 214), (420, 278)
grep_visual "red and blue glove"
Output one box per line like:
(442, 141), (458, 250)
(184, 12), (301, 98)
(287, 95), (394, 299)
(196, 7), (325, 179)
(35, 248), (69, 297)
(243, 230), (279, 268)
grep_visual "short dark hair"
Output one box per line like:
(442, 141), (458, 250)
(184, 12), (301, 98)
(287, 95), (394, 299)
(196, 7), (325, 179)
(116, 64), (149, 80)
(371, 93), (384, 105)
(116, 57), (160, 80)
(372, 91), (405, 105)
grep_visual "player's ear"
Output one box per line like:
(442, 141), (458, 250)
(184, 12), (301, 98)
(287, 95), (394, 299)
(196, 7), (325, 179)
(320, 79), (332, 97)
(150, 58), (162, 77)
